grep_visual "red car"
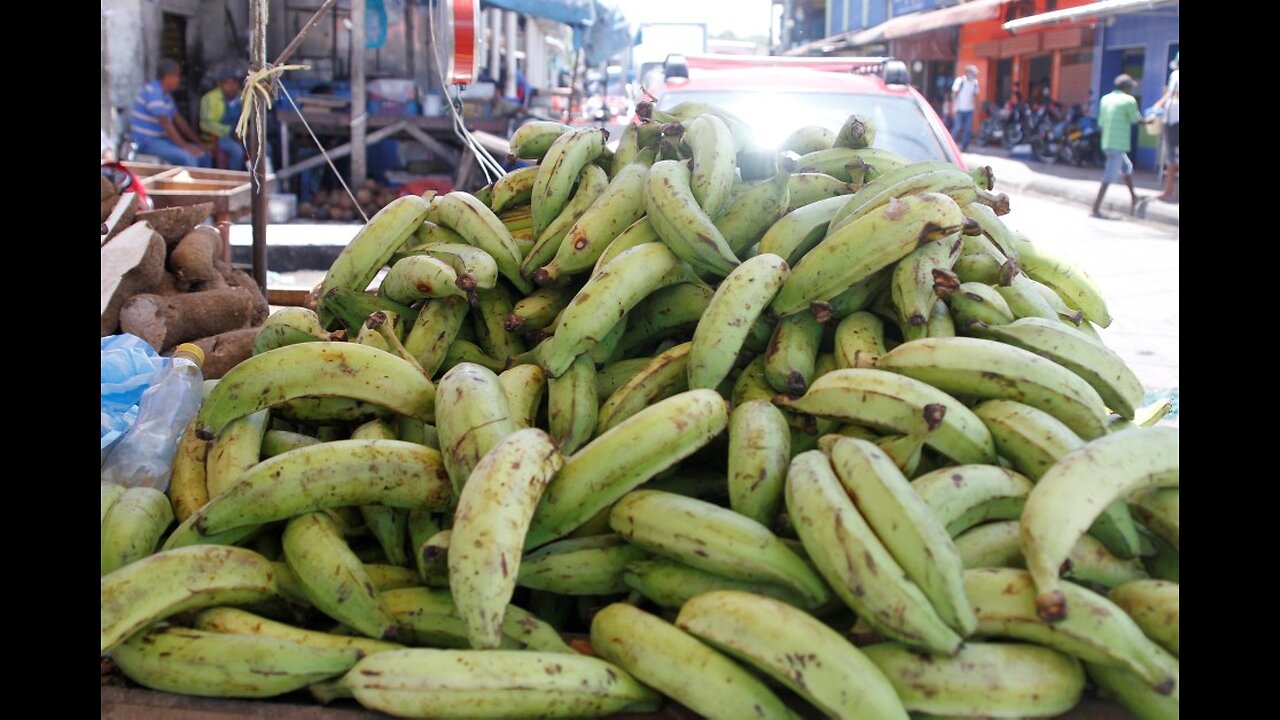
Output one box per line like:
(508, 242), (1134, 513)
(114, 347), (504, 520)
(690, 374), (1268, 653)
(639, 54), (965, 168)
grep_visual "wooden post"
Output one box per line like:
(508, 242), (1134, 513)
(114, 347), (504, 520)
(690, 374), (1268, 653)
(275, 0), (336, 66)
(249, 0), (268, 294)
(351, 0), (368, 188)
(404, 0), (416, 95)
(569, 47), (583, 123)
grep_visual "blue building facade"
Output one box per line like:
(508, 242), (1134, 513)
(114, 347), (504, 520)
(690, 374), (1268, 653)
(827, 0), (938, 38)
(1090, 6), (1179, 171)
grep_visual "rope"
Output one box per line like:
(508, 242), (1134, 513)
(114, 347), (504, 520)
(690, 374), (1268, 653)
(276, 82), (370, 223)
(227, 0), (505, 225)
(234, 0), (279, 194)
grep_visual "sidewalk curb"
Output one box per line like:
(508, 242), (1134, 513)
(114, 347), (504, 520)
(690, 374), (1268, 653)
(964, 152), (1178, 230)
(1008, 173), (1180, 229)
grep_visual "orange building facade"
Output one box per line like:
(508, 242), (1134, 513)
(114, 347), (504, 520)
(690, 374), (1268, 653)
(957, 0), (1099, 126)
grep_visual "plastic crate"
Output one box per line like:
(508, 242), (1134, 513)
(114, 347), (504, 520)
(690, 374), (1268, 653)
(369, 98), (421, 116)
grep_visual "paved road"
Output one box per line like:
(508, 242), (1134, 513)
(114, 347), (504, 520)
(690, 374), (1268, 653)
(998, 190), (1179, 396)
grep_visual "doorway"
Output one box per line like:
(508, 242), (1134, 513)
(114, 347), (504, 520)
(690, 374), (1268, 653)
(161, 13), (191, 114)
(1027, 54), (1052, 104)
(1117, 47), (1153, 160)
(995, 57), (1014, 106)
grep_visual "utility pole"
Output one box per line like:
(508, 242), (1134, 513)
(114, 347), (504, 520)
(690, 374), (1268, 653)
(351, 0), (367, 187)
(249, 0), (268, 293)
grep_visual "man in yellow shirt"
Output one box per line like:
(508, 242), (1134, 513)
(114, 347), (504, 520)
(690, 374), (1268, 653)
(200, 69), (245, 170)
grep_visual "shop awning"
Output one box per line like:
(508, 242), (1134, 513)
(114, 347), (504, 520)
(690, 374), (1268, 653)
(579, 0), (632, 65)
(481, 0), (596, 27)
(480, 0), (631, 64)
(849, 0), (1013, 46)
(1003, 0), (1179, 34)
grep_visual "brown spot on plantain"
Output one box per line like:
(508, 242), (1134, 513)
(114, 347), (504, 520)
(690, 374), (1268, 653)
(884, 197), (908, 220)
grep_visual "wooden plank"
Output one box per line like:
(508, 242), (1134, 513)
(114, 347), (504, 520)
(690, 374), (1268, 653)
(103, 683), (1134, 719)
(101, 222), (166, 335)
(101, 193), (141, 245)
(122, 162), (184, 181)
(101, 687), (372, 719)
(101, 686), (691, 719)
(400, 123), (462, 166)
(275, 121), (407, 180)
(266, 288), (314, 307)
(454, 146), (479, 190)
(351, 0), (367, 187)
(276, 109), (510, 135)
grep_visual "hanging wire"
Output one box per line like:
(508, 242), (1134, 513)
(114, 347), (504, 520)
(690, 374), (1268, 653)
(229, 0), (505, 224)
(427, 2), (508, 185)
(277, 83), (371, 224)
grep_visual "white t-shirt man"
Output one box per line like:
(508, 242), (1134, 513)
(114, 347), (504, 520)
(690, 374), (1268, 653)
(952, 73), (979, 113)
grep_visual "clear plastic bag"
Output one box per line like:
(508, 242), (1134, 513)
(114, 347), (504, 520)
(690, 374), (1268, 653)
(101, 334), (170, 461)
(101, 343), (205, 491)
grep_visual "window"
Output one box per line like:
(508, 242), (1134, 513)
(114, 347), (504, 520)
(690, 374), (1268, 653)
(659, 89), (953, 162)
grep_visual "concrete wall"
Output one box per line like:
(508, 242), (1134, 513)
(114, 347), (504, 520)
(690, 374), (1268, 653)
(103, 0), (162, 113)
(867, 0), (890, 29)
(102, 0), (255, 144)
(830, 0), (935, 35)
(893, 0), (936, 15)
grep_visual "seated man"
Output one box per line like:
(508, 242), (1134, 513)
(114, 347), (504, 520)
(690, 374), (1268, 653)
(130, 59), (211, 168)
(200, 68), (246, 170)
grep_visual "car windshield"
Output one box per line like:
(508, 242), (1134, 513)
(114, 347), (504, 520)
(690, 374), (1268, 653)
(657, 90), (951, 163)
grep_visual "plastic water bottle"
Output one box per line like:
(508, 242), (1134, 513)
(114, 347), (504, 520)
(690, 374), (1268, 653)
(101, 343), (206, 491)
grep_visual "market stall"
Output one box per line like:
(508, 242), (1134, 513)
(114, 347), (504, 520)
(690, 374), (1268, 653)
(100, 5), (1178, 719)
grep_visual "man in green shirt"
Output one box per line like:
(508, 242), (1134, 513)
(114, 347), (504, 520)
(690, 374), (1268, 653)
(199, 68), (245, 170)
(1092, 74), (1153, 219)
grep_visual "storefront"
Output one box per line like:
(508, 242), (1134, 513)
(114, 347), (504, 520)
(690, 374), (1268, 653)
(1088, 8), (1179, 171)
(830, 0), (1020, 119)
(957, 0), (1100, 126)
(997, 0), (1179, 170)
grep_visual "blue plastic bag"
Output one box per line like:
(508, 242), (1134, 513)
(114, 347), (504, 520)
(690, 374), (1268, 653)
(101, 334), (171, 457)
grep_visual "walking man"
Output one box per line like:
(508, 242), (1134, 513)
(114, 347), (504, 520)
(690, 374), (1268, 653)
(950, 65), (980, 152)
(1092, 74), (1152, 219)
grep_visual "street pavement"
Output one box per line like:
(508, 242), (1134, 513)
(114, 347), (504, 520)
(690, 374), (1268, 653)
(997, 189), (1179, 409)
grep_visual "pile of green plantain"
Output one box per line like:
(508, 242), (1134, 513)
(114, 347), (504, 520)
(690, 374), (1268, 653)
(101, 106), (1178, 720)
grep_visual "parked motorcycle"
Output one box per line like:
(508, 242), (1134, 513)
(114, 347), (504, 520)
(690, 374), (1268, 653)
(1001, 101), (1036, 149)
(1058, 114), (1106, 167)
(978, 101), (1006, 146)
(1031, 102), (1076, 163)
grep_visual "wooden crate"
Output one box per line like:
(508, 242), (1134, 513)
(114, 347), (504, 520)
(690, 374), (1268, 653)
(121, 162), (275, 221)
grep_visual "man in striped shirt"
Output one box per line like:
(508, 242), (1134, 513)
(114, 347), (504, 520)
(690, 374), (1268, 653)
(130, 59), (211, 168)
